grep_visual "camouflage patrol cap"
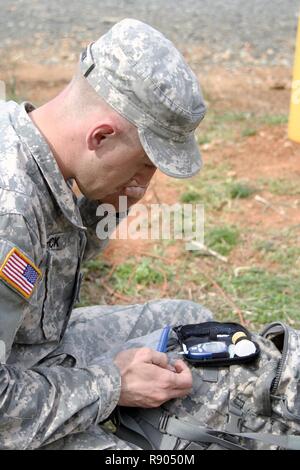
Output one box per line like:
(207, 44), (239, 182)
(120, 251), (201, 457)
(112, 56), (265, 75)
(79, 18), (206, 178)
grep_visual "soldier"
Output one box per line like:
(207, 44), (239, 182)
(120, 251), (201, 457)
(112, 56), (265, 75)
(0, 19), (211, 449)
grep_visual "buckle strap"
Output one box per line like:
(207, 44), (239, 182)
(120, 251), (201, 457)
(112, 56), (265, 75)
(139, 408), (300, 450)
(159, 411), (170, 433)
(226, 397), (245, 433)
(141, 409), (246, 450)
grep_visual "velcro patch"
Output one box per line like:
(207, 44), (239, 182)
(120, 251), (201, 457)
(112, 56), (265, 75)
(0, 247), (41, 299)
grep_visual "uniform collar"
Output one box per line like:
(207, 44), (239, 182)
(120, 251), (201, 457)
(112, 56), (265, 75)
(11, 102), (87, 231)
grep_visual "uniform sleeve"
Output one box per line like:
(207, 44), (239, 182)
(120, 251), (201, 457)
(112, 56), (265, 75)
(77, 196), (128, 261)
(0, 361), (121, 449)
(0, 213), (121, 450)
(0, 212), (38, 360)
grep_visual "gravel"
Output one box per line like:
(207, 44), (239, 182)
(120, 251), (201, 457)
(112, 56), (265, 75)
(0, 0), (299, 65)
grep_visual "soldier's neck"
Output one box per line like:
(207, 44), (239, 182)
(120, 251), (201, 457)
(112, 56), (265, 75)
(29, 101), (74, 181)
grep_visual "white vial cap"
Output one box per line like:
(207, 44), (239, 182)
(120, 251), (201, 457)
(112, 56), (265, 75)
(234, 339), (256, 357)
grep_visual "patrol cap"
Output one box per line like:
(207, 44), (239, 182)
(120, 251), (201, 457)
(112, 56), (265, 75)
(80, 19), (206, 178)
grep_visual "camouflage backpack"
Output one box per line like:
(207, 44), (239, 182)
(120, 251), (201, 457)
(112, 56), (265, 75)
(115, 322), (300, 450)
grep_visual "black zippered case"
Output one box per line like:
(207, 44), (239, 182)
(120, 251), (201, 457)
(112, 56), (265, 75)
(173, 321), (260, 367)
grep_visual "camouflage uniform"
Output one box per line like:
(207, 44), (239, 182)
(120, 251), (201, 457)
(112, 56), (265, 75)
(0, 100), (212, 449)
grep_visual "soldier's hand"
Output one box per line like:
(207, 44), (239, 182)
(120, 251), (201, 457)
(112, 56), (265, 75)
(113, 348), (193, 408)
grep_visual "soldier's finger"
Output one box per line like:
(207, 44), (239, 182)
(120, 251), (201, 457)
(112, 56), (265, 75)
(172, 363), (193, 390)
(148, 350), (170, 369)
(173, 359), (189, 373)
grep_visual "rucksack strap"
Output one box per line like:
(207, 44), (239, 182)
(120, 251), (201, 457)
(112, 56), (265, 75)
(118, 410), (156, 449)
(140, 409), (247, 450)
(140, 409), (300, 450)
(117, 409), (177, 450)
(234, 432), (300, 450)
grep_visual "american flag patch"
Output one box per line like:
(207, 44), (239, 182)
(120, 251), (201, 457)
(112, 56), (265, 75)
(0, 248), (41, 299)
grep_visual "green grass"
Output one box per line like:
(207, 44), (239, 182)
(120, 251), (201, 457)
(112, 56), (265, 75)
(214, 111), (252, 123)
(177, 162), (234, 211)
(76, 258), (113, 307)
(267, 179), (300, 196)
(255, 239), (277, 253)
(228, 182), (256, 199)
(82, 259), (111, 274)
(112, 262), (136, 295)
(112, 259), (171, 295)
(180, 191), (202, 203)
(255, 233), (300, 271)
(267, 246), (300, 267)
(256, 177), (300, 196)
(5, 77), (24, 102)
(197, 134), (212, 145)
(241, 128), (257, 137)
(206, 225), (240, 256)
(135, 260), (165, 284)
(168, 248), (300, 329)
(196, 110), (238, 144)
(179, 171), (257, 214)
(215, 268), (300, 326)
(79, 223), (300, 329)
(196, 110), (287, 147)
(259, 114), (288, 126)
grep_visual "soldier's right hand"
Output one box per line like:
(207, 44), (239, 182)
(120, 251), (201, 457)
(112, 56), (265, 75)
(113, 347), (193, 408)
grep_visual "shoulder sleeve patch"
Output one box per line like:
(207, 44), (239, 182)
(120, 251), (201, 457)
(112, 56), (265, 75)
(0, 247), (41, 299)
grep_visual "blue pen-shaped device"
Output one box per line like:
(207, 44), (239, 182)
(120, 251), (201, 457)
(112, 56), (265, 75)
(157, 325), (171, 353)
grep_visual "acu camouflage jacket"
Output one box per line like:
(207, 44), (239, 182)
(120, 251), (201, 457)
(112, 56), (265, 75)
(0, 100), (121, 449)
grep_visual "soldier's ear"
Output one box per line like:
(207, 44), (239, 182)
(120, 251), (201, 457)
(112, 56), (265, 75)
(86, 124), (115, 150)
